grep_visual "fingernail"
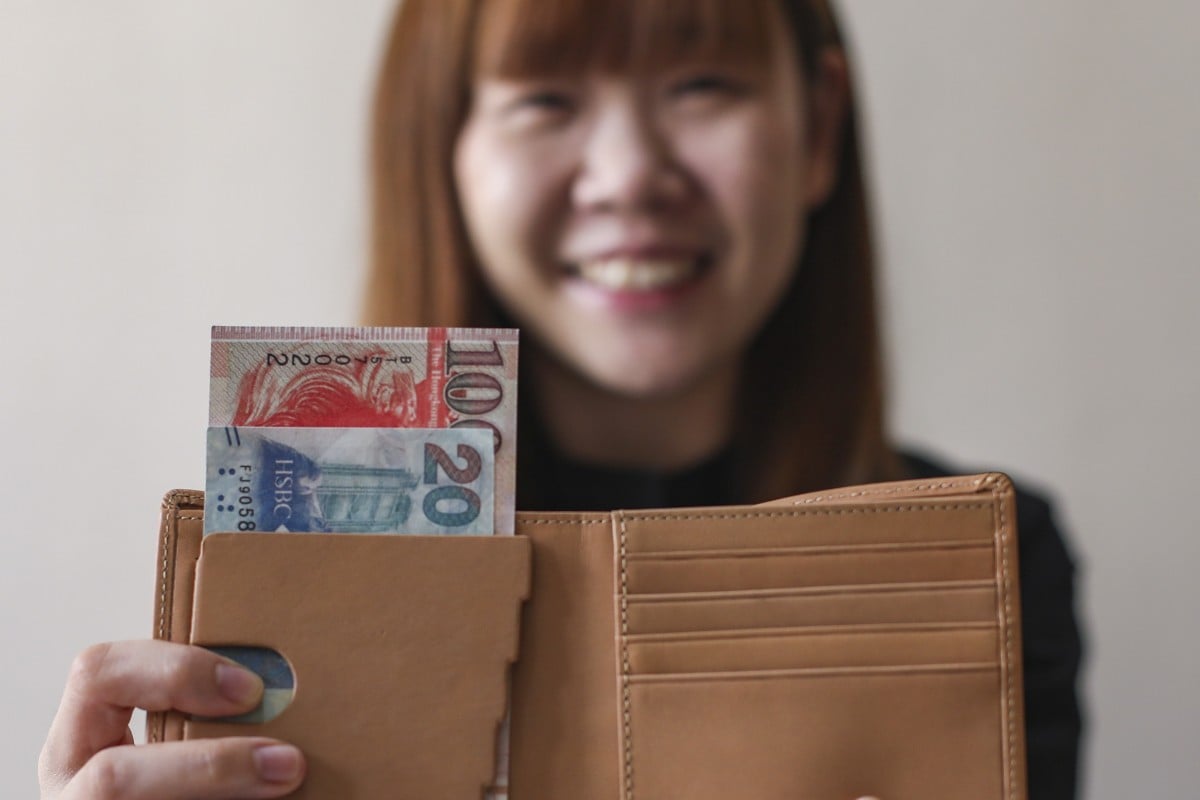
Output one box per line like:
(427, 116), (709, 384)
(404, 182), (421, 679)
(254, 744), (304, 783)
(215, 662), (263, 705)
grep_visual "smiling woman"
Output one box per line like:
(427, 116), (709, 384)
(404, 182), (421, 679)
(367, 0), (896, 505)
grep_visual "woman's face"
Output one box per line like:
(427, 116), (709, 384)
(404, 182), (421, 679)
(454, 21), (838, 398)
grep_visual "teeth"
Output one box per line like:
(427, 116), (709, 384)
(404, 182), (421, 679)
(576, 257), (699, 291)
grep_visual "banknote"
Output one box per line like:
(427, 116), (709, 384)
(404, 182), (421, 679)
(209, 326), (518, 533)
(205, 426), (494, 536)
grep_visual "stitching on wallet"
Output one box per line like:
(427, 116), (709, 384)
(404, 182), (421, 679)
(790, 477), (984, 504)
(621, 503), (988, 523)
(157, 507), (173, 643)
(153, 503), (201, 744)
(168, 489), (205, 507)
(151, 502), (175, 744)
(996, 481), (1016, 800)
(619, 512), (634, 800)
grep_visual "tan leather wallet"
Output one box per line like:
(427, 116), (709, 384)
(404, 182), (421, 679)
(147, 473), (1026, 800)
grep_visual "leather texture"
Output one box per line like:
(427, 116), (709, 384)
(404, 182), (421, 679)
(149, 473), (1026, 800)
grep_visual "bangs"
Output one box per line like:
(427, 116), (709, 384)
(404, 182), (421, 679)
(471, 0), (783, 78)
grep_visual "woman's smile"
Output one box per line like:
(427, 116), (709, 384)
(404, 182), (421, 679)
(557, 238), (715, 315)
(570, 254), (705, 292)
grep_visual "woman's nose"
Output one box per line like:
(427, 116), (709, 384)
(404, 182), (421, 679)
(571, 96), (689, 214)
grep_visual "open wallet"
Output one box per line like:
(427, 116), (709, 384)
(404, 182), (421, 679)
(147, 472), (1027, 800)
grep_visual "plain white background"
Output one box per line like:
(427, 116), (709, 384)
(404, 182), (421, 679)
(2, 1), (1197, 797)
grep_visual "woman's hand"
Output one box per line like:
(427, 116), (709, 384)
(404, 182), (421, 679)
(39, 640), (306, 799)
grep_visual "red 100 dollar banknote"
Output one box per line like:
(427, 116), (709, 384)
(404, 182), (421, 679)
(209, 326), (518, 533)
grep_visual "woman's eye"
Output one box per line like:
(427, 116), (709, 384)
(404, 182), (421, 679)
(669, 73), (746, 99)
(512, 90), (574, 114)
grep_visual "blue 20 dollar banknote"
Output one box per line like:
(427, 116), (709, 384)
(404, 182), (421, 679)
(204, 426), (494, 536)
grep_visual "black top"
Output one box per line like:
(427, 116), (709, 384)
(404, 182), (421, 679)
(532, 445), (1085, 800)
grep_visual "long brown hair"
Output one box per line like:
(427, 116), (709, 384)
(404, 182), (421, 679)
(365, 0), (901, 504)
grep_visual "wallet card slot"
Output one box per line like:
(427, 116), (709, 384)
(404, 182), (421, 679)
(620, 667), (1008, 800)
(631, 578), (994, 601)
(625, 619), (998, 643)
(626, 662), (997, 682)
(625, 542), (994, 595)
(624, 625), (998, 674)
(624, 584), (997, 635)
(618, 502), (997, 554)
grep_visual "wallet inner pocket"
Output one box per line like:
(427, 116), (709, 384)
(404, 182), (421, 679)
(621, 667), (1008, 800)
(624, 582), (997, 635)
(625, 542), (994, 595)
(624, 624), (998, 674)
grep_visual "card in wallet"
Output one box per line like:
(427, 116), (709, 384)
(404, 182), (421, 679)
(147, 473), (1027, 800)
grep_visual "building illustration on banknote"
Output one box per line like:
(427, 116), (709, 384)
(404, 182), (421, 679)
(309, 462), (421, 533)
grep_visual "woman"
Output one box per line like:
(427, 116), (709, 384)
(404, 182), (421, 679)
(38, 0), (1083, 798)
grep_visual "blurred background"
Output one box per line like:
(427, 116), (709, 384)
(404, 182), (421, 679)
(2, 1), (1197, 796)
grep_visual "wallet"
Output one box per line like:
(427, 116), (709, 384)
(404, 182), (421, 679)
(147, 472), (1027, 800)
